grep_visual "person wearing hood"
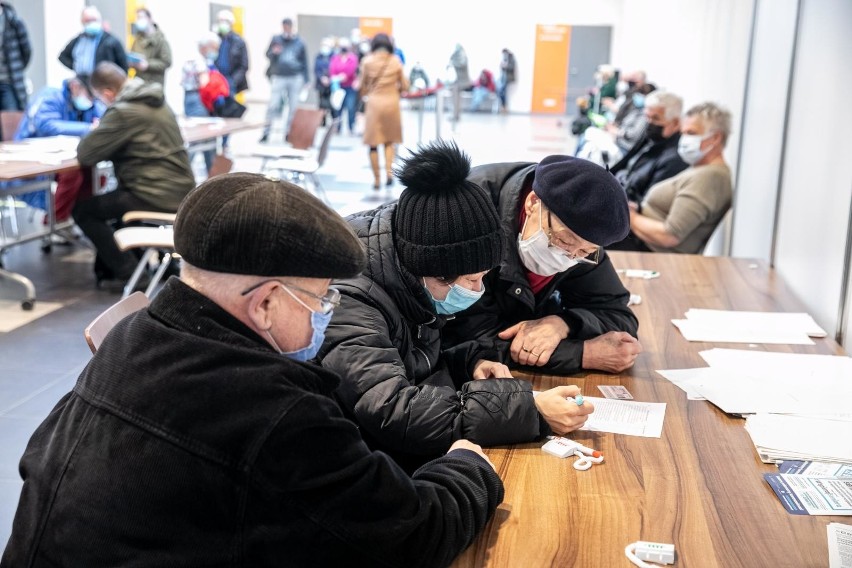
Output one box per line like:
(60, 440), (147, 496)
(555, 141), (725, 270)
(74, 62), (195, 289)
(59, 6), (127, 77)
(441, 155), (642, 377)
(318, 141), (594, 470)
(128, 8), (172, 86)
(12, 77), (105, 223)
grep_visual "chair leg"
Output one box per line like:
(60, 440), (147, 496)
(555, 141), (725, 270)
(6, 197), (19, 239)
(122, 248), (157, 299)
(145, 252), (173, 297)
(310, 173), (331, 206)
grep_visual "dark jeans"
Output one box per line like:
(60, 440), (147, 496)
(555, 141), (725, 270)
(339, 87), (358, 133)
(72, 190), (170, 280)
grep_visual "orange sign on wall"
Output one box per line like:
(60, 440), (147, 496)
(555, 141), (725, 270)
(359, 17), (393, 39)
(531, 24), (571, 114)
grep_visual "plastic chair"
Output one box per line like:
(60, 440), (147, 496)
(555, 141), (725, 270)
(84, 291), (150, 353)
(113, 224), (177, 299)
(263, 119), (339, 205)
(251, 108), (326, 169)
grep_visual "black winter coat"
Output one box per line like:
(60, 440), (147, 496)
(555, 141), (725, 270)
(442, 162), (640, 375)
(218, 31), (249, 93)
(58, 31), (128, 74)
(318, 203), (549, 468)
(611, 132), (689, 203)
(0, 2), (31, 109)
(2, 278), (503, 568)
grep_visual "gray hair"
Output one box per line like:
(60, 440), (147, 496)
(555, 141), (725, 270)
(198, 32), (221, 50)
(217, 9), (235, 23)
(81, 6), (102, 21)
(645, 91), (683, 121)
(686, 102), (732, 147)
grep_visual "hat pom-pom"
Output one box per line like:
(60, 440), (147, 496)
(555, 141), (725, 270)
(395, 140), (471, 193)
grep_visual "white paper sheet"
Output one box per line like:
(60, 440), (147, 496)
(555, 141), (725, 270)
(745, 414), (852, 464)
(579, 396), (666, 438)
(829, 523), (852, 568)
(685, 309), (827, 337)
(655, 368), (710, 400)
(699, 348), (852, 383)
(672, 318), (814, 344)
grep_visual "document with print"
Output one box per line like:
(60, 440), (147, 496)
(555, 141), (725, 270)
(764, 474), (852, 515)
(579, 397), (666, 438)
(828, 523), (852, 568)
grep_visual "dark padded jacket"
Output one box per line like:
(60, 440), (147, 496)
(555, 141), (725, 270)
(58, 31), (128, 74)
(2, 278), (503, 568)
(442, 162), (639, 375)
(611, 132), (688, 203)
(318, 202), (549, 468)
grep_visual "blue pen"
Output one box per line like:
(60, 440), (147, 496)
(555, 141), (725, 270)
(574, 394), (584, 406)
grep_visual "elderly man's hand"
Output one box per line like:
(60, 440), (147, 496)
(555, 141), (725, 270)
(534, 385), (594, 435)
(449, 439), (497, 472)
(499, 316), (569, 367)
(472, 359), (513, 380)
(582, 331), (642, 373)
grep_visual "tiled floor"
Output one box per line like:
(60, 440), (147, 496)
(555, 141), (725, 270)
(0, 104), (575, 548)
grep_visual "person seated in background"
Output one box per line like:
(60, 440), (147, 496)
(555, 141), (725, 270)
(607, 70), (648, 125)
(128, 8), (172, 86)
(1, 173), (504, 567)
(469, 68), (496, 112)
(74, 62), (195, 289)
(180, 33), (225, 177)
(442, 155), (642, 376)
(12, 76), (105, 224)
(318, 141), (594, 470)
(408, 61), (430, 90)
(610, 90), (688, 205)
(612, 102), (733, 254)
(607, 82), (656, 154)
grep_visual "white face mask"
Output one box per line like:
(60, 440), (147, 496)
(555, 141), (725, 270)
(678, 132), (713, 166)
(517, 206), (579, 276)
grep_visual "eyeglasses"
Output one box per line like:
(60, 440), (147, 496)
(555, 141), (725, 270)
(240, 280), (341, 314)
(546, 210), (601, 265)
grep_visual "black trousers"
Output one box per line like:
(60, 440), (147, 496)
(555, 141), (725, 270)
(72, 190), (170, 280)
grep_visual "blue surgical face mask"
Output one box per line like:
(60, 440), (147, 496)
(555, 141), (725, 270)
(632, 93), (646, 109)
(72, 95), (93, 111)
(84, 21), (103, 36)
(270, 310), (332, 362)
(424, 278), (485, 315)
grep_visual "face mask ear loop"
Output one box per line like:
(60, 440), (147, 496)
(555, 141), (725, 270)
(266, 330), (283, 354)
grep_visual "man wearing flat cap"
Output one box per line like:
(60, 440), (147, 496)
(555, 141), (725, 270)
(443, 156), (643, 374)
(2, 173), (504, 567)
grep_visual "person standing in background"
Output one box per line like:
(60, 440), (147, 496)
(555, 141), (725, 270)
(214, 10), (248, 100)
(498, 48), (516, 113)
(128, 8), (172, 87)
(0, 1), (31, 137)
(59, 7), (127, 78)
(359, 33), (407, 191)
(260, 17), (307, 144)
(329, 38), (358, 135)
(314, 37), (333, 125)
(448, 43), (471, 123)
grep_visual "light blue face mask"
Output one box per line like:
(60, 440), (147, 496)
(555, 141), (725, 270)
(425, 278), (485, 315)
(72, 95), (93, 111)
(632, 93), (646, 109)
(84, 22), (103, 36)
(272, 310), (332, 362)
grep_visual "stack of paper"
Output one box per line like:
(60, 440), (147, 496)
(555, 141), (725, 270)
(578, 397), (666, 438)
(656, 349), (852, 414)
(671, 308), (826, 344)
(744, 414), (852, 464)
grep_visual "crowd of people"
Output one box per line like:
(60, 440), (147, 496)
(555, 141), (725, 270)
(1, 11), (739, 563)
(574, 65), (733, 254)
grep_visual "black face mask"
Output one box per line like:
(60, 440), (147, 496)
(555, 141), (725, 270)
(646, 123), (666, 143)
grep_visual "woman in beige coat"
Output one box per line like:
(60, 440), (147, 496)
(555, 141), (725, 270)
(359, 34), (409, 190)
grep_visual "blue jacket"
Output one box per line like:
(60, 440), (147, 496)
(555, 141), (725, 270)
(14, 80), (105, 141)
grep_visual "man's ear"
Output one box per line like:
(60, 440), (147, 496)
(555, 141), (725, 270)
(245, 283), (277, 331)
(524, 191), (539, 217)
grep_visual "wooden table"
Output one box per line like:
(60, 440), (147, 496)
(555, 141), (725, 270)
(453, 252), (847, 568)
(179, 117), (265, 154)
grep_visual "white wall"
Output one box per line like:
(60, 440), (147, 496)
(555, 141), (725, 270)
(729, 0), (798, 261)
(773, 0), (852, 339)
